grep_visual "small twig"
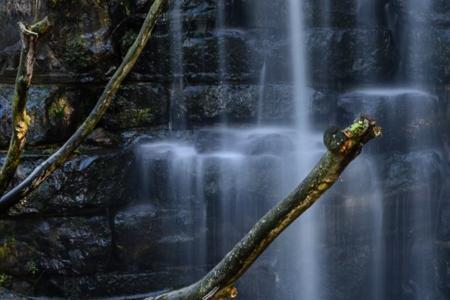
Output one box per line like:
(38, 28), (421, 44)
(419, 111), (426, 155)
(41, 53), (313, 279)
(18, 22), (38, 37)
(202, 286), (219, 300)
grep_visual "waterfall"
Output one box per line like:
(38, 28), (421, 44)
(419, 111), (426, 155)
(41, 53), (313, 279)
(135, 142), (208, 279)
(135, 0), (324, 298)
(286, 1), (323, 299)
(403, 0), (432, 84)
(319, 0), (332, 27)
(288, 0), (309, 135)
(257, 61), (267, 125)
(348, 0), (439, 298)
(169, 0), (185, 131)
(132, 0), (443, 299)
(217, 0), (227, 84)
(338, 87), (441, 299)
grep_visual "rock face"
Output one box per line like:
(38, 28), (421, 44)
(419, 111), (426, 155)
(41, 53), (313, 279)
(0, 0), (449, 299)
(337, 89), (441, 152)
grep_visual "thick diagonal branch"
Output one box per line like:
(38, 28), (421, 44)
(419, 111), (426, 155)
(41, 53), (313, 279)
(0, 0), (167, 211)
(146, 116), (382, 300)
(0, 17), (50, 195)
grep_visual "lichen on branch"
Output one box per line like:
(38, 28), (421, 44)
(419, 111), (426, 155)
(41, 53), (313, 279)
(0, 16), (50, 195)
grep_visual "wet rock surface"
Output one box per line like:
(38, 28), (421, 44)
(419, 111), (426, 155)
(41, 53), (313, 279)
(307, 28), (398, 87)
(337, 89), (441, 152)
(0, 0), (448, 299)
(181, 84), (295, 123)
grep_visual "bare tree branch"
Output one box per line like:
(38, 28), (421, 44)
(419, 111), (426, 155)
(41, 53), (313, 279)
(145, 116), (382, 300)
(0, 0), (168, 212)
(0, 17), (50, 195)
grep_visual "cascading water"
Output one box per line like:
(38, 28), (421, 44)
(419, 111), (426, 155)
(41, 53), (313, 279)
(131, 0), (446, 299)
(256, 61), (267, 125)
(217, 0), (227, 84)
(337, 88), (442, 299)
(344, 0), (441, 299)
(288, 0), (308, 133)
(168, 0), (185, 131)
(319, 0), (331, 26)
(402, 0), (432, 84)
(134, 0), (324, 298)
(286, 0), (323, 299)
(1, 0), (449, 298)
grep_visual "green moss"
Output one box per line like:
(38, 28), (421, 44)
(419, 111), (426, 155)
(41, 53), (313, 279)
(0, 238), (16, 259)
(64, 37), (92, 71)
(0, 238), (40, 276)
(0, 273), (11, 287)
(48, 96), (73, 125)
(117, 107), (153, 128)
(347, 117), (369, 137)
(26, 260), (39, 276)
(135, 107), (152, 124)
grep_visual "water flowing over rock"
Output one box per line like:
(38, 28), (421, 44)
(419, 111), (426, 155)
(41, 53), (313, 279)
(0, 0), (449, 300)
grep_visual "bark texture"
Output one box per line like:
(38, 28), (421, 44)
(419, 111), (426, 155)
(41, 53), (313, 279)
(0, 17), (50, 195)
(0, 0), (167, 211)
(145, 116), (381, 300)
